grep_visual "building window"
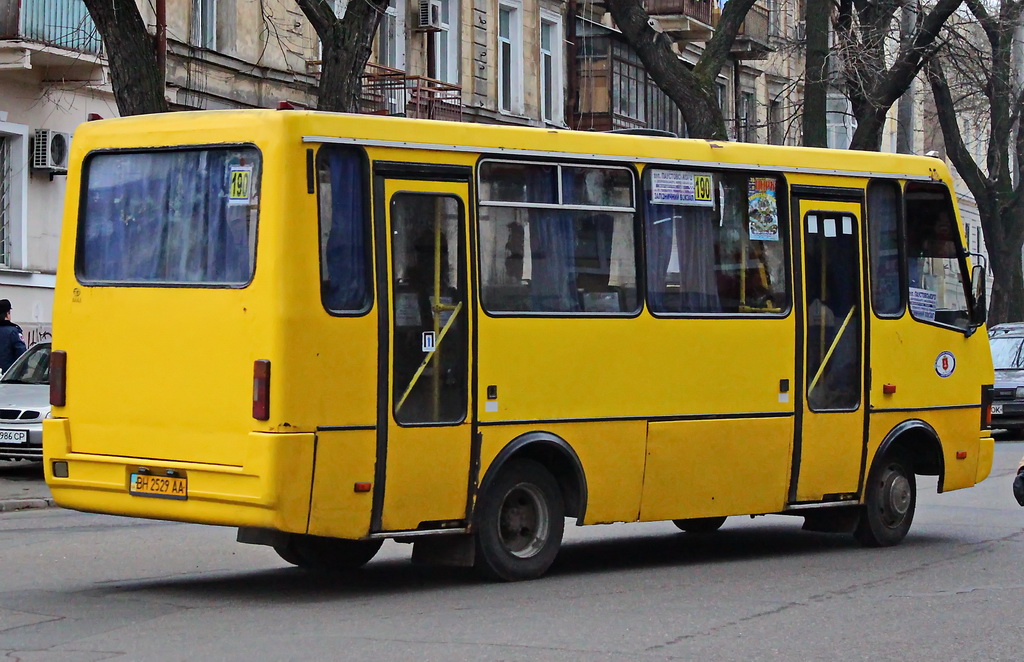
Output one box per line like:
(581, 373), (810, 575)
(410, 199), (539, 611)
(769, 99), (784, 145)
(0, 123), (26, 272)
(191, 0), (217, 49)
(826, 94), (855, 149)
(540, 11), (564, 124)
(431, 0), (459, 84)
(377, 0), (406, 70)
(739, 91), (756, 142)
(0, 136), (9, 267)
(498, 2), (523, 114)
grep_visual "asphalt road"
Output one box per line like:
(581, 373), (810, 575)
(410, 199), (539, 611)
(1, 443), (1023, 661)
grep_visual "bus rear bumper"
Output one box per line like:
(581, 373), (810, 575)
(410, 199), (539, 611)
(42, 420), (314, 533)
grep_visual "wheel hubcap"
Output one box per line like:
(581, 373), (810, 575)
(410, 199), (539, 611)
(880, 468), (911, 527)
(498, 482), (549, 559)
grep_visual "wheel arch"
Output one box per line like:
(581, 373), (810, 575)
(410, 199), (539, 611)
(477, 431), (588, 525)
(871, 419), (945, 492)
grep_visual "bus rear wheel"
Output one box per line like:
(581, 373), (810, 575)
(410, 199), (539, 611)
(672, 516), (727, 533)
(474, 459), (565, 581)
(274, 534), (383, 572)
(854, 453), (916, 547)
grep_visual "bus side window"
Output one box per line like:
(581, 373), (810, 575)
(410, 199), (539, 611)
(866, 180), (904, 316)
(317, 146), (371, 314)
(478, 161), (639, 315)
(644, 170), (789, 315)
(904, 183), (970, 329)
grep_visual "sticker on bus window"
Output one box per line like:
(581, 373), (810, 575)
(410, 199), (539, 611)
(228, 166), (254, 206)
(650, 170), (714, 207)
(909, 287), (937, 321)
(747, 178), (779, 241)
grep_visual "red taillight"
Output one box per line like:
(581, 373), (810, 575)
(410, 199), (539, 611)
(50, 350), (67, 407)
(252, 359), (270, 420)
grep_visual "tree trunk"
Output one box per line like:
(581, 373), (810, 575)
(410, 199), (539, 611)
(82, 0), (167, 115)
(605, 0), (758, 140)
(987, 244), (1024, 325)
(802, 0), (830, 147)
(295, 0), (388, 113)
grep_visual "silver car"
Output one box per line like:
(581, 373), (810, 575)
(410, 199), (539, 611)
(0, 342), (50, 461)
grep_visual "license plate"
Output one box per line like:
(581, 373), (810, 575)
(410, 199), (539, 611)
(129, 472), (187, 500)
(0, 429), (28, 443)
(992, 404), (1004, 415)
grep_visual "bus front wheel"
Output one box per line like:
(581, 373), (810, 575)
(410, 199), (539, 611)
(274, 534), (383, 572)
(854, 453), (916, 547)
(474, 459), (565, 581)
(672, 516), (727, 533)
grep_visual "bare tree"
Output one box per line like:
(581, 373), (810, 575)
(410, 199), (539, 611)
(832, 0), (964, 150)
(927, 0), (1024, 323)
(81, 0), (167, 115)
(295, 0), (389, 112)
(603, 0), (761, 140)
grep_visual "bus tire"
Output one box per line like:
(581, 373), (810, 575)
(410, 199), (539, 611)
(474, 459), (564, 581)
(854, 452), (916, 547)
(672, 516), (727, 533)
(274, 534), (383, 572)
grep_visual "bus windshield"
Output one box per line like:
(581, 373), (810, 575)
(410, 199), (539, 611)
(77, 147), (261, 286)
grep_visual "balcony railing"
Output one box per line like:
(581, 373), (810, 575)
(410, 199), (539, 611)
(644, 0), (713, 26)
(736, 4), (770, 44)
(0, 0), (101, 54)
(360, 63), (462, 122)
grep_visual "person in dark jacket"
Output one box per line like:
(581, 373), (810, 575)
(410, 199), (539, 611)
(1014, 455), (1024, 506)
(0, 299), (26, 372)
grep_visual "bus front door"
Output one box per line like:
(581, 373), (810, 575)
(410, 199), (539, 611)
(373, 172), (474, 533)
(793, 199), (866, 503)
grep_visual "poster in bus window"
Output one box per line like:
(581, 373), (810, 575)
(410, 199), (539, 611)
(748, 177), (779, 241)
(650, 170), (715, 207)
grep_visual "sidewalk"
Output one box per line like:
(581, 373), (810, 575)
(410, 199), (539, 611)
(0, 462), (55, 512)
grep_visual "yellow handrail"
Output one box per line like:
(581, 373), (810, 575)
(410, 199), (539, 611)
(395, 301), (463, 414)
(808, 305), (856, 396)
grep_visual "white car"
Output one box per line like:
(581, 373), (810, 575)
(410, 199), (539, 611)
(0, 342), (50, 461)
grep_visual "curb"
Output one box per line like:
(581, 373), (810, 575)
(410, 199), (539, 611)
(0, 497), (56, 512)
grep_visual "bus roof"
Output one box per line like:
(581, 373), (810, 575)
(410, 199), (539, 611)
(72, 109), (949, 182)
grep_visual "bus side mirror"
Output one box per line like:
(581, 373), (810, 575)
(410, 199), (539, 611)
(969, 263), (987, 329)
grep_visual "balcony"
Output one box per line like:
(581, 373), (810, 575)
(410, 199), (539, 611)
(0, 0), (103, 80)
(360, 63), (462, 122)
(717, 3), (773, 59)
(644, 0), (713, 39)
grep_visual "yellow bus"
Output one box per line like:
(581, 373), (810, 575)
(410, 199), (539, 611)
(44, 110), (994, 581)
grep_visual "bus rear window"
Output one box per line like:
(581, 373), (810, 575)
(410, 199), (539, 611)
(77, 147), (261, 285)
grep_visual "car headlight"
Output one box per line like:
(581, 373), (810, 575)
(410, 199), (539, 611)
(1015, 387), (1024, 400)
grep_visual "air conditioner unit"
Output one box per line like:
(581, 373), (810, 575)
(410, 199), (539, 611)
(417, 0), (442, 31)
(33, 129), (71, 171)
(795, 20), (806, 42)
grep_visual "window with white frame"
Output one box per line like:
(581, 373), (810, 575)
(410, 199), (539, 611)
(0, 136), (9, 267)
(498, 1), (523, 114)
(0, 123), (27, 272)
(540, 11), (563, 124)
(191, 0), (217, 49)
(431, 0), (459, 84)
(377, 0), (406, 69)
(826, 94), (855, 149)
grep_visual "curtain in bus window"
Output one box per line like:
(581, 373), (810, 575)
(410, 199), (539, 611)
(645, 202), (720, 313)
(528, 209), (580, 312)
(80, 149), (258, 285)
(320, 147), (369, 311)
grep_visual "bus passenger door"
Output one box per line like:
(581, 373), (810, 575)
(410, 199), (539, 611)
(792, 199), (866, 503)
(373, 171), (473, 533)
